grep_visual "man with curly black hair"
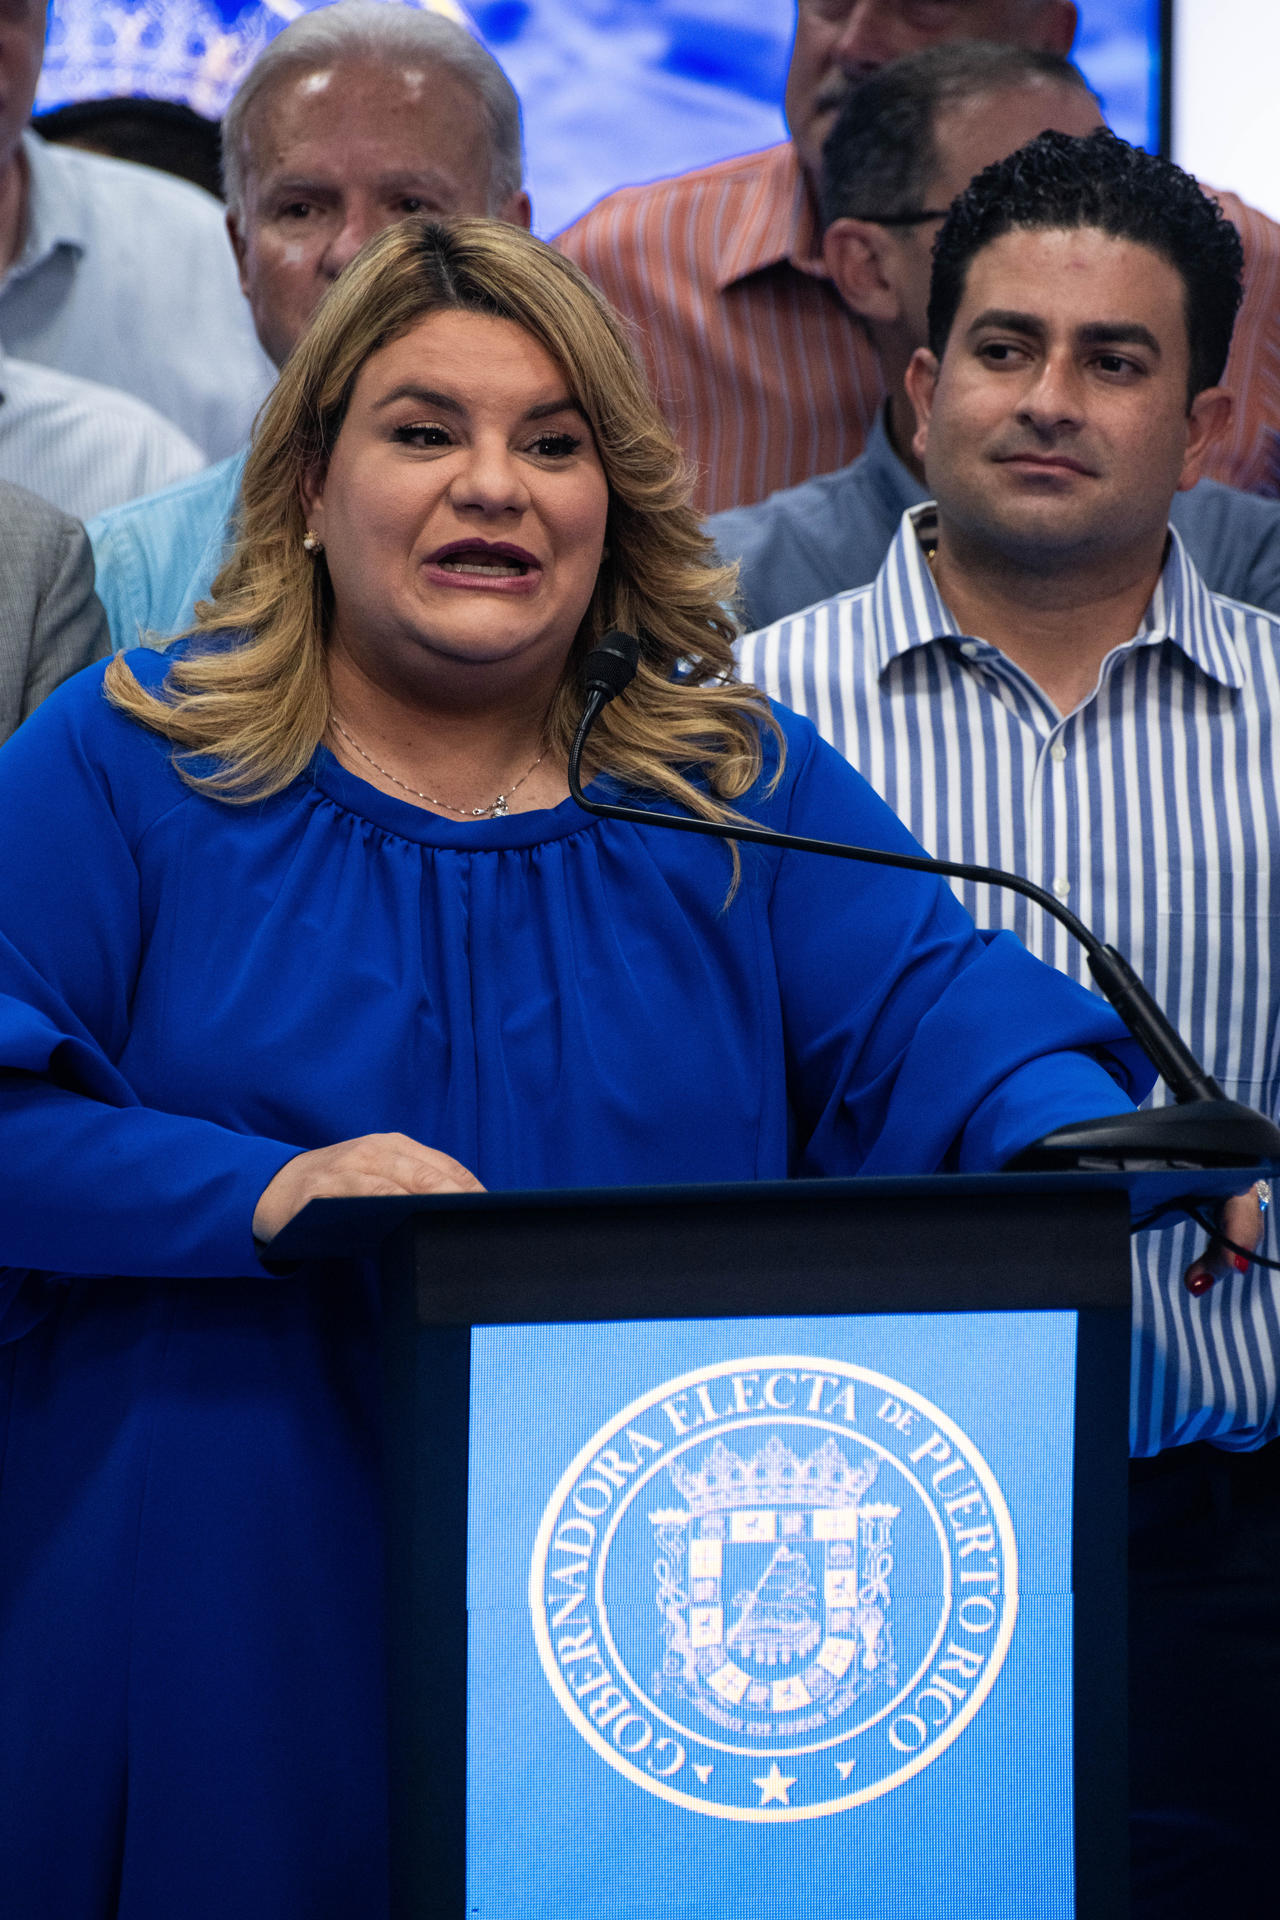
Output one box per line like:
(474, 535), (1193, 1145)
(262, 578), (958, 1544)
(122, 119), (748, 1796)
(712, 48), (1280, 629)
(927, 127), (1243, 410)
(741, 128), (1280, 1917)
(906, 131), (1241, 722)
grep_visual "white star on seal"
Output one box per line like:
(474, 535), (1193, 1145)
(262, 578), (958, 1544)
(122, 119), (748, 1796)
(753, 1762), (797, 1807)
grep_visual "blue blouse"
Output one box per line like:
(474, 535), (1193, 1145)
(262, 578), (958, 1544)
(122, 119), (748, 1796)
(0, 649), (1146, 1918)
(0, 647), (1145, 1304)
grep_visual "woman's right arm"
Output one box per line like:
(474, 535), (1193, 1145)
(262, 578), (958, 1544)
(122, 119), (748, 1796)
(0, 669), (301, 1278)
(0, 669), (479, 1279)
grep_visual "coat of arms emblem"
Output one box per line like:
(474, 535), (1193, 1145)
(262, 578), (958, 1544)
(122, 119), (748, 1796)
(651, 1435), (901, 1740)
(530, 1354), (1017, 1819)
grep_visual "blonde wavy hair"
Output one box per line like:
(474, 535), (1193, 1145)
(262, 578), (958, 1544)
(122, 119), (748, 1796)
(105, 217), (781, 830)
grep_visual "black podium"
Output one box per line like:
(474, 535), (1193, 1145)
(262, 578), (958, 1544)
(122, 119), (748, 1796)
(275, 1168), (1259, 1920)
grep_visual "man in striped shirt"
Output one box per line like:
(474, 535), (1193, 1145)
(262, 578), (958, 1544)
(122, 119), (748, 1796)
(557, 2), (1280, 514)
(739, 127), (1277, 1915)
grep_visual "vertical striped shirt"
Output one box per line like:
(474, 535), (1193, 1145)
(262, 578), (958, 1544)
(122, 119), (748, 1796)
(556, 149), (1280, 510)
(740, 509), (1280, 1457)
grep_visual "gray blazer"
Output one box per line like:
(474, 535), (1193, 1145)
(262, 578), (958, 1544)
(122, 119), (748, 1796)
(0, 478), (110, 744)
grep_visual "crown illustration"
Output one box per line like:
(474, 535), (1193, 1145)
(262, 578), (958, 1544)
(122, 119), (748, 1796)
(669, 1435), (879, 1515)
(40, 1), (470, 121)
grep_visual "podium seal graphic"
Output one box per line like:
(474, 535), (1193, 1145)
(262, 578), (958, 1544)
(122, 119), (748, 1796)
(529, 1355), (1017, 1820)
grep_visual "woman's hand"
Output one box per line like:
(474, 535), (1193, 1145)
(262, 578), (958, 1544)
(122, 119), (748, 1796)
(253, 1133), (485, 1245)
(1183, 1184), (1266, 1295)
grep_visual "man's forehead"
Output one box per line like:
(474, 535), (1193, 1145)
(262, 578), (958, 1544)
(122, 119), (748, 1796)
(800, 0), (1049, 34)
(944, 226), (1192, 360)
(251, 56), (439, 131)
(243, 56), (487, 184)
(957, 226), (1183, 305)
(276, 60), (434, 105)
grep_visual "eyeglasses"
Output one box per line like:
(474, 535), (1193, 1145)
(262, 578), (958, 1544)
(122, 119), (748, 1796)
(845, 210), (952, 226)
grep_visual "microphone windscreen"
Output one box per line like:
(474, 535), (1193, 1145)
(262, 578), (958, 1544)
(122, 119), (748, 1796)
(582, 631), (641, 701)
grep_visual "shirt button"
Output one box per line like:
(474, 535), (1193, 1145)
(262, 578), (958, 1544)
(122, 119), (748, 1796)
(960, 642), (980, 658)
(1050, 742), (1067, 762)
(1053, 877), (1071, 900)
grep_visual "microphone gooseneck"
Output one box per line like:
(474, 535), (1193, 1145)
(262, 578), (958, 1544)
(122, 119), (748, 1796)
(569, 634), (1280, 1172)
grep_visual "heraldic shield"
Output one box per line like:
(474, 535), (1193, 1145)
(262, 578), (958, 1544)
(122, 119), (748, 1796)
(650, 1432), (903, 1741)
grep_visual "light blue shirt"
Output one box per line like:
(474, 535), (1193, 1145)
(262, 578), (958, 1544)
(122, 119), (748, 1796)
(0, 135), (273, 462)
(88, 451), (246, 649)
(713, 406), (1280, 630)
(740, 508), (1280, 1456)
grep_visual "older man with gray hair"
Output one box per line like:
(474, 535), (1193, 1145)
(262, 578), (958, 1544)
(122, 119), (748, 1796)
(88, 0), (530, 654)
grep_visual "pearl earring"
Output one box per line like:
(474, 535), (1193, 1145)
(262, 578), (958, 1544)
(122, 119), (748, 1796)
(302, 530), (322, 554)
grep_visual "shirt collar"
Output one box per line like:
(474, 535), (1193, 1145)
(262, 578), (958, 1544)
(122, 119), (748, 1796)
(11, 133), (88, 279)
(870, 504), (1246, 692)
(1143, 521), (1246, 689)
(715, 143), (827, 292)
(867, 505), (962, 677)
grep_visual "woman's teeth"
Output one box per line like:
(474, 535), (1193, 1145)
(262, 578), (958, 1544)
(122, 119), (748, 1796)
(438, 553), (528, 575)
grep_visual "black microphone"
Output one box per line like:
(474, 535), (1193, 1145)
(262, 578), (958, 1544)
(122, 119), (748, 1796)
(582, 629), (644, 704)
(568, 632), (1280, 1172)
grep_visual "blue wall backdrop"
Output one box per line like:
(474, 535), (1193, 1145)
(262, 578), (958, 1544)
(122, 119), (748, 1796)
(37, 1), (1161, 237)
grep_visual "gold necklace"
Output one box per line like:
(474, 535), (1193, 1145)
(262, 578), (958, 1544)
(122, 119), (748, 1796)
(329, 718), (545, 818)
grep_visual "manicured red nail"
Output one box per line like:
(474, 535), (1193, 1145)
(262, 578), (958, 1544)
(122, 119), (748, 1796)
(1186, 1270), (1215, 1295)
(1233, 1253), (1250, 1273)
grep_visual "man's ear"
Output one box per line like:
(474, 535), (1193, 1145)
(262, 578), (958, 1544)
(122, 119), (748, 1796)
(498, 188), (533, 232)
(904, 347), (940, 466)
(823, 218), (902, 326)
(1176, 387), (1233, 492)
(1041, 1), (1079, 56)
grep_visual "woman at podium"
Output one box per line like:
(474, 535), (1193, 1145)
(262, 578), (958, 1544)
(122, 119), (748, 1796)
(0, 220), (1149, 1918)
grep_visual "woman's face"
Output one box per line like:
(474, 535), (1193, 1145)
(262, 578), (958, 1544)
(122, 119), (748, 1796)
(303, 307), (610, 704)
